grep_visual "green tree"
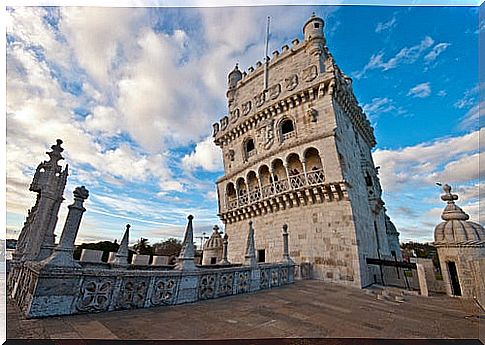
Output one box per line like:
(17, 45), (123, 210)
(152, 238), (182, 257)
(133, 237), (152, 255)
(73, 240), (120, 262)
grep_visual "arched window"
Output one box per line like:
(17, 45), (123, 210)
(281, 119), (294, 135)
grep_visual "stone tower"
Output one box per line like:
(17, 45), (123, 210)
(433, 184), (485, 298)
(213, 14), (401, 288)
(12, 139), (68, 262)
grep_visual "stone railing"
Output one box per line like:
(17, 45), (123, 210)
(282, 131), (296, 141)
(9, 261), (294, 318)
(225, 169), (325, 211)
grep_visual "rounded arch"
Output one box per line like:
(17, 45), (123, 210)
(271, 158), (286, 182)
(281, 119), (295, 135)
(258, 164), (272, 186)
(246, 170), (259, 191)
(276, 116), (296, 143)
(303, 147), (323, 170)
(226, 182), (236, 197)
(304, 147), (325, 184)
(286, 153), (303, 176)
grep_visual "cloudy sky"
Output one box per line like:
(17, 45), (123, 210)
(5, 4), (482, 246)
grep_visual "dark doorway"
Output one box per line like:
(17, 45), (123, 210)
(447, 261), (461, 296)
(210, 257), (217, 265)
(257, 249), (265, 263)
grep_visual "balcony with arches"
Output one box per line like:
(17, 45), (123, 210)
(221, 147), (349, 223)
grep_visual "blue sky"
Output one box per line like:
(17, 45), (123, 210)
(5, 4), (482, 246)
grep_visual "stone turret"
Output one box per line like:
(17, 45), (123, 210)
(303, 13), (326, 56)
(13, 139), (69, 262)
(226, 64), (242, 106)
(202, 225), (224, 265)
(433, 184), (485, 298)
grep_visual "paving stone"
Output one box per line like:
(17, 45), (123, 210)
(7, 280), (480, 340)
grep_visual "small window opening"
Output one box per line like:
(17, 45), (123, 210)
(365, 172), (373, 187)
(246, 139), (255, 152)
(314, 23), (320, 29)
(210, 257), (217, 265)
(257, 249), (266, 263)
(281, 120), (294, 135)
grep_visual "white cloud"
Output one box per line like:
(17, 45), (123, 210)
(362, 97), (406, 120)
(375, 16), (396, 33)
(424, 42), (451, 62)
(407, 82), (431, 98)
(458, 101), (482, 130)
(454, 85), (478, 109)
(373, 129), (483, 193)
(353, 36), (434, 79)
(182, 136), (223, 172)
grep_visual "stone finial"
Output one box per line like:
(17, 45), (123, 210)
(441, 184), (459, 203)
(282, 224), (294, 264)
(41, 186), (89, 268)
(219, 232), (230, 265)
(112, 224), (130, 267)
(439, 184), (469, 221)
(244, 221), (257, 267)
(46, 139), (65, 166)
(175, 215), (198, 271)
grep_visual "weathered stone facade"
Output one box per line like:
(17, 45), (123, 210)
(213, 14), (400, 288)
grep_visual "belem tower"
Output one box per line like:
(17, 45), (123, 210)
(213, 14), (401, 288)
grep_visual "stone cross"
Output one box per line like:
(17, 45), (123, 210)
(244, 221), (257, 267)
(282, 224), (294, 264)
(41, 186), (89, 268)
(219, 233), (230, 265)
(112, 224), (130, 267)
(175, 215), (198, 271)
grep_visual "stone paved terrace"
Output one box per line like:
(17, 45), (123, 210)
(7, 280), (483, 341)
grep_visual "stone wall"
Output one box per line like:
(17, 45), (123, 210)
(437, 245), (485, 298)
(226, 201), (361, 287)
(9, 260), (294, 318)
(471, 258), (485, 307)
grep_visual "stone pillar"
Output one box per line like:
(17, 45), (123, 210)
(416, 263), (429, 297)
(270, 168), (277, 194)
(175, 215), (198, 271)
(244, 221), (257, 267)
(284, 162), (292, 190)
(219, 233), (230, 265)
(256, 173), (263, 199)
(112, 224), (130, 267)
(41, 186), (89, 268)
(302, 158), (308, 183)
(282, 224), (294, 264)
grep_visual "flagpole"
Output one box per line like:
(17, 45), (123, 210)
(263, 16), (270, 91)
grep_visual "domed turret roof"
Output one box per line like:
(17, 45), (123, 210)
(385, 215), (399, 236)
(302, 12), (325, 33)
(434, 184), (485, 246)
(204, 225), (223, 250)
(227, 64), (242, 85)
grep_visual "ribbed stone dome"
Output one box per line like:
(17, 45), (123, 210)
(204, 226), (223, 250)
(433, 184), (485, 245)
(385, 215), (399, 236)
